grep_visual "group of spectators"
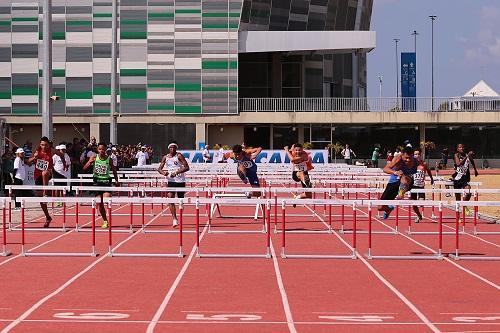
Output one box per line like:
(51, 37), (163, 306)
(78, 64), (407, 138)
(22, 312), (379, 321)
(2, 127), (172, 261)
(1, 136), (154, 193)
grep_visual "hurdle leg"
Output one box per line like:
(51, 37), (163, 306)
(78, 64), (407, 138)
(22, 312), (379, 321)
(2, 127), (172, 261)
(266, 201), (271, 258)
(453, 204), (460, 259)
(91, 200), (97, 257)
(407, 203), (411, 234)
(367, 203), (372, 259)
(274, 191), (278, 233)
(8, 198), (11, 231)
(195, 200), (200, 256)
(437, 203), (443, 259)
(352, 203), (357, 259)
(281, 201), (286, 258)
(473, 192), (478, 234)
(178, 202), (183, 257)
(108, 200), (113, 255)
(2, 207), (11, 256)
(75, 202), (80, 231)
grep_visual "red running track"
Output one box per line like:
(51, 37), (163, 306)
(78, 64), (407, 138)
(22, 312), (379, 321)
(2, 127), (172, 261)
(0, 197), (499, 333)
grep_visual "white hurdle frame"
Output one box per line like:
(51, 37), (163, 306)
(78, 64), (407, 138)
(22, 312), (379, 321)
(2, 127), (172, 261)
(1, 199), (11, 256)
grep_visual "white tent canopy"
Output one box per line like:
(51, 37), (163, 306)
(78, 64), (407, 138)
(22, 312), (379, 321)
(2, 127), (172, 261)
(463, 80), (499, 97)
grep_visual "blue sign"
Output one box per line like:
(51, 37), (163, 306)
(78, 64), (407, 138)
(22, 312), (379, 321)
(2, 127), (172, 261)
(401, 52), (416, 111)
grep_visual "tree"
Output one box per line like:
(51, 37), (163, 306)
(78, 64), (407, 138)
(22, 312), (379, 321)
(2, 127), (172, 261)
(420, 141), (436, 165)
(327, 142), (344, 163)
(303, 142), (313, 149)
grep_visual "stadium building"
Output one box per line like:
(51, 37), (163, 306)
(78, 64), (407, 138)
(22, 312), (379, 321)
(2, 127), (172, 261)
(1, 0), (499, 161)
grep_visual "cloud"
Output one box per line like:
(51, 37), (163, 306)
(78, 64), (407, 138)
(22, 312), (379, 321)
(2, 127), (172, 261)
(463, 4), (500, 65)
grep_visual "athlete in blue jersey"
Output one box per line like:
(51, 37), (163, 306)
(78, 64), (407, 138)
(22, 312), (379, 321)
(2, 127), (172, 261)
(378, 146), (418, 219)
(228, 144), (262, 197)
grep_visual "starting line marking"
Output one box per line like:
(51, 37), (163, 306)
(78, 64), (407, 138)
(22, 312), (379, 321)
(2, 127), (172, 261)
(53, 312), (130, 320)
(318, 315), (395, 322)
(185, 314), (262, 321)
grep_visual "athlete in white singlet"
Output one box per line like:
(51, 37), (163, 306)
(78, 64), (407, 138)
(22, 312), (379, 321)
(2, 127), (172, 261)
(158, 142), (190, 227)
(411, 149), (434, 223)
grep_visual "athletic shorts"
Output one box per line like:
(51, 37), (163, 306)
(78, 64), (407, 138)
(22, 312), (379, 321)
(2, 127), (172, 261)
(92, 179), (112, 196)
(246, 171), (260, 187)
(453, 176), (470, 190)
(167, 182), (186, 198)
(35, 174), (52, 186)
(292, 171), (312, 188)
(53, 171), (66, 179)
(380, 181), (400, 200)
(410, 186), (425, 200)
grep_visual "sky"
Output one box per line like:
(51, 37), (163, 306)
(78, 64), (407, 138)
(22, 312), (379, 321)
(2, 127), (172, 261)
(367, 0), (500, 98)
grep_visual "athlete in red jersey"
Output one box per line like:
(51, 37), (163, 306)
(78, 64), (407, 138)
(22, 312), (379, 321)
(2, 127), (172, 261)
(28, 137), (54, 227)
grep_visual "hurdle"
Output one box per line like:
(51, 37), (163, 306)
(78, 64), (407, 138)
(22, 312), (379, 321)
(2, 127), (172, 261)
(366, 200), (444, 260)
(196, 197), (271, 258)
(280, 199), (358, 259)
(108, 197), (184, 258)
(1, 199), (11, 256)
(17, 197), (98, 257)
(448, 200), (500, 261)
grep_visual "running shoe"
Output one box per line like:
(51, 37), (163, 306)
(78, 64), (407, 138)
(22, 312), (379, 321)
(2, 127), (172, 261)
(101, 220), (109, 229)
(43, 217), (52, 228)
(244, 191), (252, 199)
(172, 218), (179, 228)
(292, 193), (298, 208)
(383, 206), (394, 220)
(414, 216), (422, 224)
(464, 206), (473, 216)
(55, 202), (63, 208)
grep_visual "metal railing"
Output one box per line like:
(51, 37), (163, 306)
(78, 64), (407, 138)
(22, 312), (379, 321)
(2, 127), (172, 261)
(239, 97), (500, 112)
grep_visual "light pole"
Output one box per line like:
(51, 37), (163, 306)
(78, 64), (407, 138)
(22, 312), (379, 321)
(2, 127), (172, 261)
(394, 38), (400, 108)
(378, 75), (383, 98)
(429, 15), (437, 111)
(411, 30), (419, 54)
(42, 0), (53, 139)
(110, 0), (118, 144)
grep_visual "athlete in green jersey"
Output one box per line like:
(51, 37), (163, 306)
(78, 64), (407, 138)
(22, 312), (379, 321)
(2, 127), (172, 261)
(84, 143), (119, 228)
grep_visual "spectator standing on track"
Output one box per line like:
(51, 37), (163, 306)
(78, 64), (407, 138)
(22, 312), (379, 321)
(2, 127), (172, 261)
(13, 148), (26, 209)
(217, 144), (225, 163)
(452, 143), (478, 216)
(371, 147), (380, 168)
(135, 146), (148, 167)
(202, 145), (211, 163)
(157, 142), (190, 228)
(342, 144), (356, 165)
(28, 137), (54, 227)
(440, 148), (449, 170)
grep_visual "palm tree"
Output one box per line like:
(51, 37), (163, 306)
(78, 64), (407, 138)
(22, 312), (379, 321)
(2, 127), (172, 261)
(327, 142), (344, 163)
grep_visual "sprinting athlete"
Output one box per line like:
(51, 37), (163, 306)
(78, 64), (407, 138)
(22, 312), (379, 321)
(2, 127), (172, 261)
(158, 142), (190, 227)
(226, 144), (262, 197)
(284, 144), (313, 203)
(452, 143), (478, 216)
(83, 143), (119, 229)
(411, 149), (434, 223)
(27, 136), (54, 227)
(378, 146), (418, 219)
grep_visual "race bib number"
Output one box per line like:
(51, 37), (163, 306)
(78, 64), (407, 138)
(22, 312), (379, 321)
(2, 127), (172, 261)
(294, 163), (306, 172)
(36, 159), (49, 171)
(94, 163), (108, 175)
(240, 161), (254, 169)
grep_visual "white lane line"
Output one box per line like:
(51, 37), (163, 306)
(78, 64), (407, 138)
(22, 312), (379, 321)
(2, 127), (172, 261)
(0, 206), (164, 333)
(269, 240), (298, 333)
(0, 204), (129, 267)
(52, 308), (139, 312)
(305, 205), (441, 333)
(145, 223), (208, 333)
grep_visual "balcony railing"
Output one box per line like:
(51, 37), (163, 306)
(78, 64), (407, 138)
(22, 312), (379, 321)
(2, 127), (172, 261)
(239, 97), (500, 112)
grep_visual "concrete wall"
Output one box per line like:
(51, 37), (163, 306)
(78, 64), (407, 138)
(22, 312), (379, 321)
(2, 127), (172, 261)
(207, 125), (244, 147)
(8, 124), (90, 148)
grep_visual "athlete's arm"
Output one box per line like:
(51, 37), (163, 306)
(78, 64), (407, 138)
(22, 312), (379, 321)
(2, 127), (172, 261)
(109, 158), (120, 186)
(454, 153), (468, 167)
(383, 155), (403, 176)
(284, 146), (304, 163)
(83, 155), (96, 171)
(245, 147), (262, 159)
(171, 153), (190, 177)
(157, 156), (168, 176)
(469, 154), (479, 177)
(422, 162), (434, 184)
(27, 149), (39, 165)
